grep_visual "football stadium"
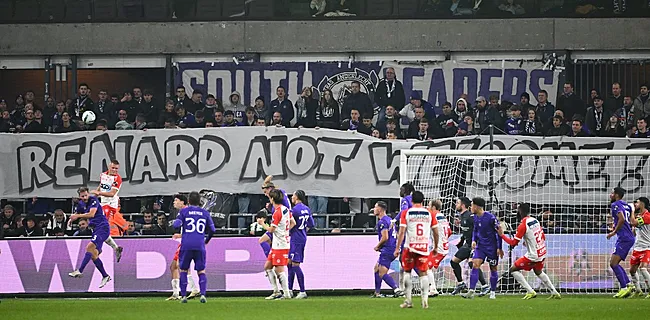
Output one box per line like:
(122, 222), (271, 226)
(1, 1), (649, 319)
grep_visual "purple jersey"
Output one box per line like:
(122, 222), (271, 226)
(611, 200), (635, 242)
(174, 205), (216, 251)
(377, 215), (396, 254)
(394, 195), (414, 222)
(80, 196), (108, 229)
(290, 203), (314, 244)
(265, 189), (292, 212)
(472, 211), (502, 251)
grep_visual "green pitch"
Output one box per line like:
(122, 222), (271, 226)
(1, 295), (646, 320)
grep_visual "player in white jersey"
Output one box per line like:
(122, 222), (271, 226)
(89, 159), (124, 262)
(629, 197), (650, 298)
(499, 204), (560, 300)
(258, 189), (296, 300)
(395, 191), (439, 309)
(425, 200), (451, 297)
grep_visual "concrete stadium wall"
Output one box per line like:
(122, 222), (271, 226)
(1, 18), (649, 55)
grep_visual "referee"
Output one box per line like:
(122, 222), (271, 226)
(450, 197), (490, 296)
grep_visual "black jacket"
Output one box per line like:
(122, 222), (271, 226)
(584, 107), (612, 137)
(316, 100), (341, 129)
(341, 92), (373, 120)
(556, 93), (586, 123)
(94, 100), (116, 126)
(23, 120), (48, 133)
(375, 79), (406, 111)
(546, 124), (570, 136)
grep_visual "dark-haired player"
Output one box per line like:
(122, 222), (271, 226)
(167, 194), (199, 301)
(68, 187), (112, 288)
(630, 197), (650, 298)
(173, 191), (216, 303)
(499, 203), (560, 300)
(395, 191), (439, 309)
(450, 197), (489, 296)
(288, 190), (314, 299)
(372, 200), (402, 298)
(395, 182), (414, 292)
(608, 187), (635, 298)
(461, 197), (503, 300)
(258, 189), (296, 300)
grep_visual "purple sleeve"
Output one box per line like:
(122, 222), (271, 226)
(173, 209), (184, 229)
(400, 199), (409, 211)
(206, 211), (216, 233)
(307, 213), (315, 229)
(472, 216), (478, 242)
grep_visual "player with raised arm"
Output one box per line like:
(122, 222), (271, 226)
(426, 200), (452, 297)
(394, 191), (439, 309)
(258, 189), (297, 300)
(90, 159), (126, 262)
(173, 191), (216, 304)
(68, 187), (112, 288)
(372, 200), (403, 298)
(608, 187), (636, 298)
(499, 203), (561, 300)
(461, 197), (504, 300)
(166, 194), (200, 301)
(288, 190), (314, 299)
(450, 197), (489, 296)
(629, 197), (650, 298)
(395, 182), (414, 293)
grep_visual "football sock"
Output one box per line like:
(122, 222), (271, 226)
(640, 268), (650, 287)
(179, 272), (188, 297)
(469, 268), (479, 290)
(374, 272), (382, 293)
(288, 264), (295, 291)
(105, 237), (118, 250)
(93, 258), (108, 278)
(266, 269), (279, 292)
(537, 272), (558, 294)
(188, 273), (198, 292)
(512, 271), (533, 293)
(198, 273), (207, 296)
(78, 252), (92, 273)
(403, 273), (412, 304)
(171, 279), (180, 296)
(277, 271), (291, 297)
(420, 275), (430, 306)
(451, 260), (463, 282)
(294, 265), (305, 292)
(490, 270), (498, 292)
(427, 269), (436, 293)
(382, 273), (397, 289)
(399, 270), (405, 292)
(612, 264), (630, 287)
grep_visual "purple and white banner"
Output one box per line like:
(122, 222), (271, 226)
(0, 234), (622, 293)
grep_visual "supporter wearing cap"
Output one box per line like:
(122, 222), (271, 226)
(505, 105), (523, 135)
(222, 110), (242, 127)
(473, 95), (502, 133)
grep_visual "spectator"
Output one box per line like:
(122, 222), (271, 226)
(134, 114), (150, 130)
(1, 205), (19, 236)
(375, 67), (406, 115)
(615, 95), (634, 130)
(400, 91), (436, 125)
(587, 88), (599, 109)
(605, 82), (624, 113)
(271, 111), (285, 127)
(214, 110), (225, 126)
(41, 96), (56, 128)
(340, 108), (361, 131)
(174, 85), (192, 107)
(175, 105), (196, 128)
(489, 95), (506, 120)
(505, 105), (523, 135)
(546, 115), (570, 136)
(242, 107), (257, 126)
(250, 210), (268, 236)
(316, 89), (340, 129)
(386, 131), (397, 140)
(204, 120), (215, 128)
(118, 91), (138, 122)
(20, 216), (44, 237)
(94, 89), (116, 127)
(384, 119), (403, 139)
(193, 110), (207, 128)
(73, 219), (92, 236)
(405, 106), (426, 138)
(46, 209), (72, 236)
(50, 101), (67, 132)
(24, 90), (37, 109)
(630, 118), (650, 138)
(453, 97), (471, 124)
(371, 129), (381, 138)
(412, 118), (434, 141)
(132, 86), (144, 106)
(187, 90), (205, 115)
(269, 86), (294, 126)
(568, 119), (589, 137)
(474, 96), (502, 133)
(633, 84), (650, 125)
(222, 110), (242, 127)
(139, 90), (158, 123)
(341, 81), (373, 121)
(0, 110), (15, 133)
(149, 214), (168, 235)
(158, 99), (177, 127)
(223, 91), (246, 123)
(114, 109), (133, 130)
(377, 105), (401, 133)
(0, 98), (6, 112)
(535, 90), (555, 130)
(110, 94), (120, 105)
(69, 83), (94, 121)
(357, 113), (376, 136)
(522, 108), (543, 136)
(437, 102), (459, 137)
(254, 118), (266, 126)
(51, 227), (66, 237)
(252, 96), (268, 121)
(95, 120), (108, 131)
(585, 95), (611, 137)
(54, 112), (79, 133)
(124, 221), (141, 236)
(519, 92), (535, 114)
(603, 115), (627, 137)
(23, 109), (47, 133)
(557, 82), (586, 123)
(10, 97), (26, 127)
(203, 94), (223, 120)
(27, 197), (54, 215)
(294, 87), (318, 128)
(136, 209), (156, 231)
(456, 114), (475, 136)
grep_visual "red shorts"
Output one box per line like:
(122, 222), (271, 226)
(428, 252), (445, 270)
(514, 256), (545, 272)
(401, 248), (429, 272)
(267, 249), (289, 266)
(173, 244), (181, 261)
(630, 250), (650, 266)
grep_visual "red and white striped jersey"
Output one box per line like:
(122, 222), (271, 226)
(399, 204), (438, 256)
(99, 172), (122, 208)
(514, 216), (547, 262)
(271, 205), (291, 250)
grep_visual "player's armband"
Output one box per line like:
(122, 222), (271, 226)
(637, 216), (646, 226)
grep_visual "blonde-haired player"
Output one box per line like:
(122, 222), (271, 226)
(394, 191), (439, 309)
(629, 197), (650, 298)
(426, 200), (452, 297)
(90, 159), (126, 262)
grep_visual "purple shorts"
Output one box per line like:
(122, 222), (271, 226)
(289, 242), (305, 263)
(90, 227), (109, 253)
(179, 249), (206, 271)
(613, 240), (634, 260)
(378, 252), (395, 269)
(473, 247), (499, 267)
